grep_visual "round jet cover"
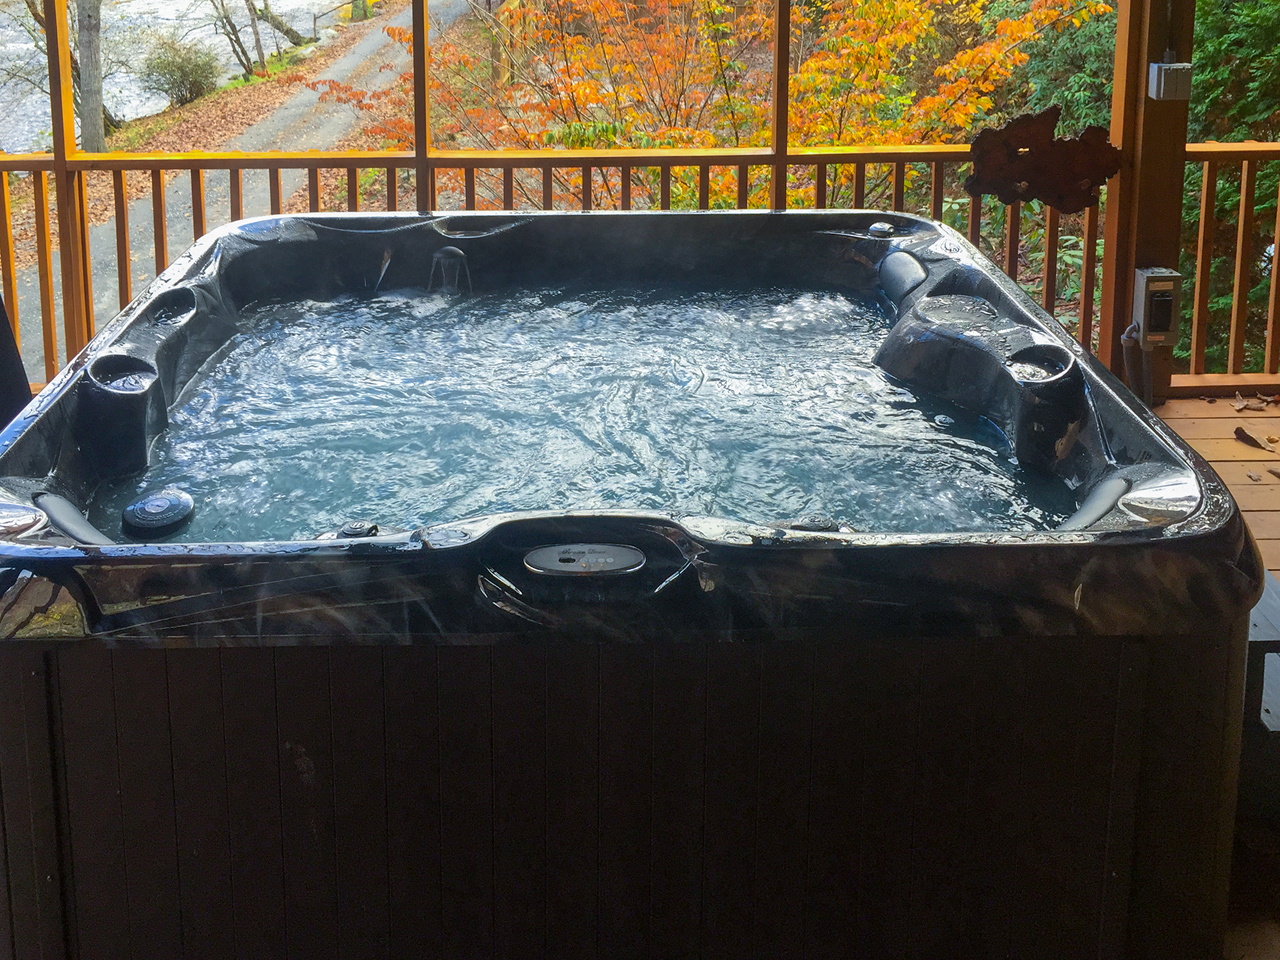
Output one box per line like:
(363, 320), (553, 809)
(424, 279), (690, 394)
(524, 543), (646, 576)
(122, 489), (195, 539)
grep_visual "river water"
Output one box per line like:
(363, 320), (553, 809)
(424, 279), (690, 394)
(0, 0), (366, 153)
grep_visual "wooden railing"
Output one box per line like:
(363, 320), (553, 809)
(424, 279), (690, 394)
(1171, 141), (1280, 395)
(0, 144), (1107, 391)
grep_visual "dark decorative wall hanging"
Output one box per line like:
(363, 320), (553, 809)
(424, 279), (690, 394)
(964, 105), (1122, 213)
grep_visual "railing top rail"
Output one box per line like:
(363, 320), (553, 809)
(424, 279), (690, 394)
(59, 143), (975, 173)
(0, 154), (56, 171)
(1186, 141), (1280, 161)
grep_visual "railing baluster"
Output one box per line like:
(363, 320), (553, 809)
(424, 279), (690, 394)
(660, 165), (671, 210)
(853, 162), (866, 209)
(699, 166), (710, 210)
(931, 161), (944, 220)
(464, 166), (475, 211)
(1080, 202), (1099, 352)
(348, 167), (361, 211)
(622, 165), (632, 210)
(892, 162), (905, 212)
(1004, 200), (1020, 282)
(151, 169), (167, 274)
(737, 164), (748, 209)
(502, 167), (513, 211)
(33, 172), (56, 381)
(269, 168), (282, 215)
(968, 194), (980, 246)
(542, 166), (553, 210)
(113, 170), (130, 309)
(429, 166), (438, 210)
(1190, 161), (1216, 375)
(386, 166), (398, 211)
(1042, 205), (1059, 313)
(581, 166), (591, 211)
(0, 171), (17, 348)
(1229, 159), (1257, 374)
(308, 168), (320, 212)
(1267, 178), (1280, 374)
(230, 168), (244, 221)
(191, 169), (206, 240)
(75, 172), (94, 341)
(815, 164), (827, 210)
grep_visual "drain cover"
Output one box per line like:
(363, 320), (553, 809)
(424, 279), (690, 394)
(524, 543), (646, 576)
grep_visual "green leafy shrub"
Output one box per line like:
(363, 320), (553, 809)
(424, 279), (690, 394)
(141, 38), (222, 108)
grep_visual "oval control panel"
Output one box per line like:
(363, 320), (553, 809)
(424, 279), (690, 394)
(524, 543), (646, 576)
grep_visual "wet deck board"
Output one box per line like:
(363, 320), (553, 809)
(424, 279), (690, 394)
(1160, 398), (1280, 577)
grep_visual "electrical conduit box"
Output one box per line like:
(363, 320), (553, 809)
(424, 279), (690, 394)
(1133, 267), (1182, 350)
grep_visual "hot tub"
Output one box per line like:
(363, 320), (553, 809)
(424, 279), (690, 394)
(0, 211), (1261, 959)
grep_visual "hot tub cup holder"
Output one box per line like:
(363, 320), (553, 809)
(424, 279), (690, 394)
(1007, 343), (1074, 384)
(144, 287), (197, 327)
(78, 354), (166, 478)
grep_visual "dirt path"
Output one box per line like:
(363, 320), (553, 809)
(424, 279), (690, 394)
(8, 0), (440, 380)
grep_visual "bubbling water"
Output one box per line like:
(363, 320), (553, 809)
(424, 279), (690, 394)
(87, 284), (1078, 542)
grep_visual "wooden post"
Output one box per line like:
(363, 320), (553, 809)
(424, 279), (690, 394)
(1097, 0), (1197, 375)
(413, 0), (431, 212)
(770, 0), (790, 210)
(43, 0), (89, 364)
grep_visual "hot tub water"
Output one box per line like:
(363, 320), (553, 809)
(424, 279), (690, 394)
(86, 284), (1077, 541)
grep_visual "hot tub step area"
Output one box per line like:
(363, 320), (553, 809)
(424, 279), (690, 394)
(1161, 398), (1280, 574)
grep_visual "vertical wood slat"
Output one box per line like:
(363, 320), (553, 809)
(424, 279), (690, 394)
(492, 645), (547, 959)
(542, 167), (553, 210)
(113, 651), (184, 959)
(1266, 178), (1280, 373)
(348, 167), (361, 212)
(151, 168), (168, 274)
(190, 169), (206, 240)
(386, 166), (398, 211)
(737, 164), (748, 209)
(33, 172), (57, 382)
(74, 172), (94, 343)
(230, 168), (244, 221)
(660, 165), (671, 210)
(167, 649), (235, 959)
(699, 165), (710, 210)
(1080, 202), (1099, 352)
(581, 166), (591, 211)
(502, 166), (514, 210)
(1042, 205), (1059, 312)
(330, 648), (390, 960)
(222, 648), (287, 958)
(275, 647), (339, 960)
(464, 166), (475, 211)
(968, 193), (981, 247)
(622, 165), (633, 210)
(111, 171), (131, 310)
(1004, 200), (1021, 282)
(892, 162), (906, 212)
(0, 653), (67, 960)
(1190, 161), (1216, 374)
(853, 162), (866, 209)
(386, 646), (443, 957)
(429, 165), (438, 211)
(1229, 159), (1257, 374)
(308, 168), (321, 213)
(269, 168), (283, 215)
(931, 161), (944, 220)
(58, 648), (130, 959)
(0, 172), (17, 344)
(815, 163), (827, 210)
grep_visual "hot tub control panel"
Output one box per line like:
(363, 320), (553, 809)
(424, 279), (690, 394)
(524, 543), (646, 576)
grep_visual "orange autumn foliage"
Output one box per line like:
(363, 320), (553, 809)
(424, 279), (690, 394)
(304, 0), (1110, 207)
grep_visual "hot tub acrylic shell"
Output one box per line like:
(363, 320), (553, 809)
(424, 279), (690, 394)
(0, 211), (1262, 960)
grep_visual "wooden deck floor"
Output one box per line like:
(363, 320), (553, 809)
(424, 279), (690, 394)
(1160, 398), (1280, 576)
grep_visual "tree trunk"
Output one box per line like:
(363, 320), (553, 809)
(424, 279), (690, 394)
(244, 0), (267, 72)
(210, 0), (255, 78)
(75, 0), (105, 151)
(256, 1), (308, 47)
